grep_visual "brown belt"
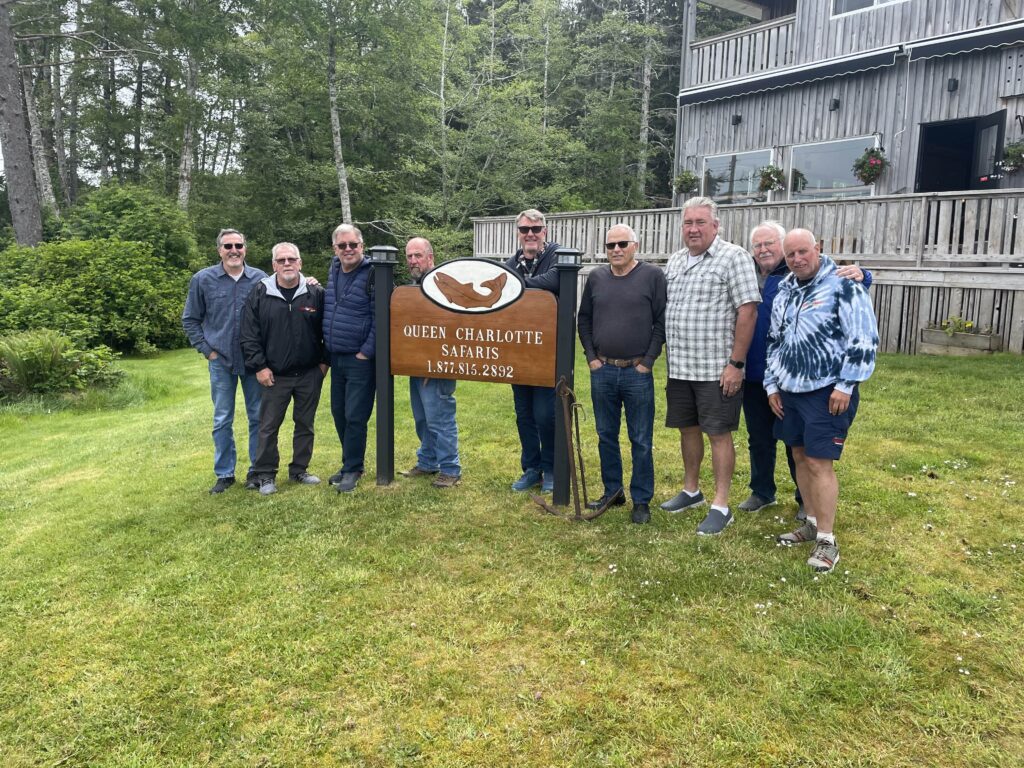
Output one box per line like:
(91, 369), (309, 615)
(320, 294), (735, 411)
(598, 355), (641, 368)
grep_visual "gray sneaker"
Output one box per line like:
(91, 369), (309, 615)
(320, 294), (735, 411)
(807, 539), (840, 572)
(738, 493), (775, 512)
(660, 489), (706, 512)
(290, 472), (321, 485)
(335, 471), (362, 493)
(777, 520), (817, 544)
(259, 477), (277, 496)
(696, 507), (733, 535)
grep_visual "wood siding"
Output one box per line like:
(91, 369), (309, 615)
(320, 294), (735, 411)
(690, 15), (795, 86)
(677, 47), (1024, 196)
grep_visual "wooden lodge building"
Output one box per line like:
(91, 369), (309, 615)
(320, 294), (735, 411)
(473, 0), (1024, 354)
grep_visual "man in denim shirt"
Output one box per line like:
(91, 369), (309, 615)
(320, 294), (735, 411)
(183, 229), (267, 494)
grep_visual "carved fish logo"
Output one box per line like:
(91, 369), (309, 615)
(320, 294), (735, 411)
(421, 259), (524, 314)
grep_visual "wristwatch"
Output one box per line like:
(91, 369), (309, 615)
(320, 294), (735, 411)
(728, 359), (745, 370)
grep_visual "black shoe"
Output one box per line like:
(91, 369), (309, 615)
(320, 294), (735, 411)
(335, 471), (362, 493)
(586, 489), (626, 511)
(328, 468), (345, 485)
(209, 476), (235, 494)
(244, 472), (259, 491)
(631, 503), (651, 524)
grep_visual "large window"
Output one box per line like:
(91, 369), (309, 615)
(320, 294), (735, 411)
(789, 137), (875, 200)
(702, 150), (772, 205)
(833, 0), (907, 16)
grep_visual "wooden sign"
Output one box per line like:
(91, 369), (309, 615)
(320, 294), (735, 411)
(390, 260), (557, 386)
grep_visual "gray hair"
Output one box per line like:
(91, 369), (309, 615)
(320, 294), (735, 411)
(681, 196), (719, 222)
(750, 220), (786, 244)
(272, 242), (301, 260)
(217, 228), (245, 247)
(607, 223), (638, 242)
(332, 223), (363, 243)
(516, 208), (546, 226)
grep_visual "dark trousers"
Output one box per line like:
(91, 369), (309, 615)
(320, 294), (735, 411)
(511, 383), (555, 475)
(742, 380), (801, 503)
(253, 367), (325, 478)
(330, 353), (376, 474)
(591, 364), (655, 504)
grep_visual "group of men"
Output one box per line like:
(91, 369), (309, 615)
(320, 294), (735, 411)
(182, 196), (878, 573)
(574, 196), (878, 572)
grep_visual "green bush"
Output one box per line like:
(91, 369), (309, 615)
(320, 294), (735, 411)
(66, 183), (200, 271)
(0, 238), (190, 353)
(0, 330), (123, 397)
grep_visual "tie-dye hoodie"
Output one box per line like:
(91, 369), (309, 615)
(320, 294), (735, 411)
(763, 254), (878, 396)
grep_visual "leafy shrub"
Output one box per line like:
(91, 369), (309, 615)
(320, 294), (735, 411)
(66, 183), (200, 271)
(0, 330), (123, 397)
(0, 238), (190, 353)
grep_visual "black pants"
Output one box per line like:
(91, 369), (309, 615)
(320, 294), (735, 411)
(253, 367), (325, 479)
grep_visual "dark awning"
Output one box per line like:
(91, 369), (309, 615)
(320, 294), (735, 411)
(906, 20), (1024, 61)
(678, 47), (900, 106)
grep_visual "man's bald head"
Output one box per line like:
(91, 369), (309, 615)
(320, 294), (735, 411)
(782, 228), (821, 281)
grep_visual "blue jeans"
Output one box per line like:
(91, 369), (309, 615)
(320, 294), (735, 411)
(590, 364), (655, 505)
(742, 380), (801, 503)
(410, 377), (460, 477)
(511, 384), (555, 475)
(330, 353), (376, 474)
(209, 358), (262, 479)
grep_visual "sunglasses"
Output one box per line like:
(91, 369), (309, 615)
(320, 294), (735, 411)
(274, 257), (299, 264)
(517, 225), (544, 235)
(605, 241), (633, 250)
(334, 241), (362, 250)
(221, 242), (245, 250)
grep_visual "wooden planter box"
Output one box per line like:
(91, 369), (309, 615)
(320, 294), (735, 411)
(920, 328), (1002, 355)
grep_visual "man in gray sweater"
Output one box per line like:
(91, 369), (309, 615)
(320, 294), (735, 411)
(577, 224), (667, 524)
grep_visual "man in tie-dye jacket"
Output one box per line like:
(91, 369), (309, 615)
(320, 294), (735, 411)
(763, 229), (879, 573)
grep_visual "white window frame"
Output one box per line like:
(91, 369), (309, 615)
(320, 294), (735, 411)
(831, 0), (910, 19)
(701, 148), (775, 205)
(787, 135), (879, 200)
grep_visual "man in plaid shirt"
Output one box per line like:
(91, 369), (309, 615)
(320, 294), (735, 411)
(660, 197), (761, 535)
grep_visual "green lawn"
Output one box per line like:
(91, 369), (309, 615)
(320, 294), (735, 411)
(1, 350), (1021, 767)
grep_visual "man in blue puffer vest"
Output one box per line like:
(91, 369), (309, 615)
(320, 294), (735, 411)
(764, 228), (879, 573)
(323, 223), (376, 493)
(740, 220), (870, 521)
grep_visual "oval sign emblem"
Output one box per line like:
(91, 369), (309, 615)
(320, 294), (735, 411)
(421, 258), (524, 314)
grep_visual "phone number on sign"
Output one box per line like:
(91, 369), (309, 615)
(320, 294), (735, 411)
(426, 360), (514, 378)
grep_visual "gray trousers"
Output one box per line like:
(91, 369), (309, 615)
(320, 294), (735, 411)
(253, 366), (325, 478)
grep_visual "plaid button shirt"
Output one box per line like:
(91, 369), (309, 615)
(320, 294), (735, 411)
(664, 236), (761, 381)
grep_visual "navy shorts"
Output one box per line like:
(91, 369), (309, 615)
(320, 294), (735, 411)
(774, 385), (859, 460)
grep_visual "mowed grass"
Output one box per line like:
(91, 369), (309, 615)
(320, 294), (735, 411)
(0, 349), (1022, 767)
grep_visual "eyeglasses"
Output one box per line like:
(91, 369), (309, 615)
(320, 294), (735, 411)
(221, 242), (245, 250)
(752, 240), (777, 250)
(605, 240), (634, 250)
(517, 225), (544, 235)
(274, 257), (299, 264)
(334, 241), (362, 250)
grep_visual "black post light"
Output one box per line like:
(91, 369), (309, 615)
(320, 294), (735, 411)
(369, 245), (398, 486)
(552, 247), (583, 507)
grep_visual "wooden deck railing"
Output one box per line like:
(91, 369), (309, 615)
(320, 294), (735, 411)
(689, 15), (796, 87)
(471, 190), (1024, 354)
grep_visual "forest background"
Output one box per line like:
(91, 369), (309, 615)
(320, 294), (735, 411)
(0, 0), (744, 261)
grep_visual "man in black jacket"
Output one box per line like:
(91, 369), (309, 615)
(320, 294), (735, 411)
(504, 208), (562, 493)
(240, 243), (328, 495)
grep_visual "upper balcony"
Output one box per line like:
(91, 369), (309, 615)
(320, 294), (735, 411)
(689, 13), (796, 88)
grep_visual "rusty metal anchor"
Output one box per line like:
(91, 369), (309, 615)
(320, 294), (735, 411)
(531, 376), (621, 521)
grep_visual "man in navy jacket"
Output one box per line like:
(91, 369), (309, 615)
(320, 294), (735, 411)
(323, 223), (376, 493)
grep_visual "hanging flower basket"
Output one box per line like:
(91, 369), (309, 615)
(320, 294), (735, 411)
(672, 170), (700, 195)
(757, 165), (786, 193)
(998, 140), (1024, 173)
(852, 146), (888, 185)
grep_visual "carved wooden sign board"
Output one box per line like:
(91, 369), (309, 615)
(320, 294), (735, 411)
(390, 259), (557, 387)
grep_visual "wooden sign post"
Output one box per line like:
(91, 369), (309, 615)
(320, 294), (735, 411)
(376, 253), (581, 503)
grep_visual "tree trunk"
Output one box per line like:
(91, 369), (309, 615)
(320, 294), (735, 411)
(439, 0), (451, 224)
(637, 36), (653, 201)
(22, 66), (58, 216)
(49, 37), (72, 208)
(220, 98), (237, 175)
(327, 11), (352, 224)
(177, 53), (197, 209)
(133, 58), (143, 180)
(0, 3), (43, 245)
